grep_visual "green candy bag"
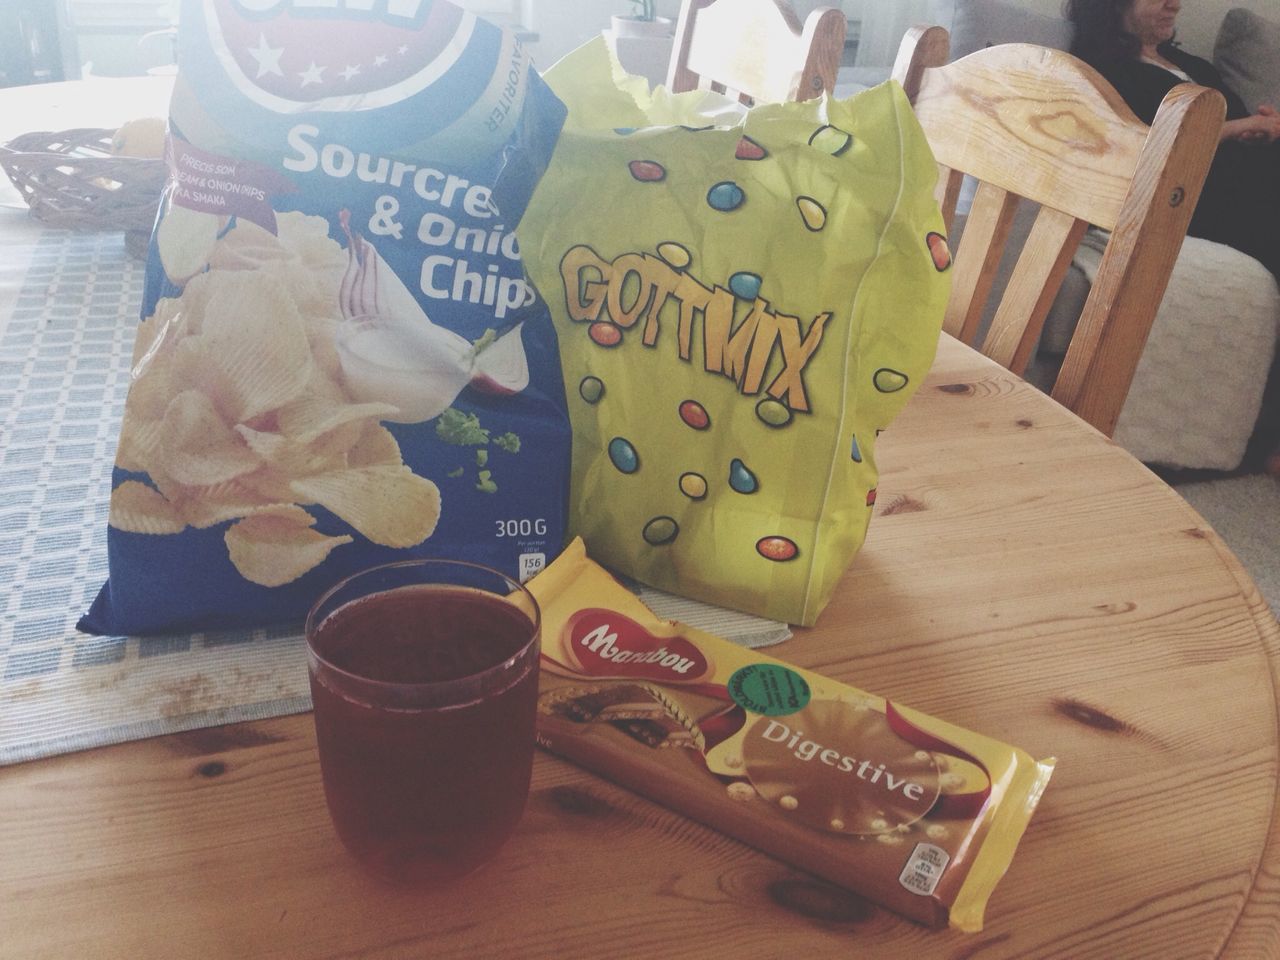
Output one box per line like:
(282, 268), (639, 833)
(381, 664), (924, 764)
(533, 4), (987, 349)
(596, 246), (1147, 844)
(520, 41), (949, 625)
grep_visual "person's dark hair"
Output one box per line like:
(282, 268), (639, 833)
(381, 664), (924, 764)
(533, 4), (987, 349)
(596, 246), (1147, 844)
(1064, 0), (1141, 68)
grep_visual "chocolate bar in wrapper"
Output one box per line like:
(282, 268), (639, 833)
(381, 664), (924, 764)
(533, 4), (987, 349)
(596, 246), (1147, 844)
(527, 540), (1055, 932)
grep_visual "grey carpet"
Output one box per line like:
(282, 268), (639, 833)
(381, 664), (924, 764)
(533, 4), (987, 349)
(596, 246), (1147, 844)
(1174, 474), (1280, 620)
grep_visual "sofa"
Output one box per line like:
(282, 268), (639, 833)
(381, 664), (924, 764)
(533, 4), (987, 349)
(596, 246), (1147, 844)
(1214, 7), (1280, 113)
(838, 1), (1280, 471)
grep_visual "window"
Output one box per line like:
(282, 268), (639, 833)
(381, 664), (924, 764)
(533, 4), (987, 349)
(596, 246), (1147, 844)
(69, 1), (176, 30)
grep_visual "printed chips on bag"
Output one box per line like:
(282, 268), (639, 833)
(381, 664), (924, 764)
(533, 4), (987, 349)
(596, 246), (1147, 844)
(81, 0), (570, 635)
(519, 41), (949, 626)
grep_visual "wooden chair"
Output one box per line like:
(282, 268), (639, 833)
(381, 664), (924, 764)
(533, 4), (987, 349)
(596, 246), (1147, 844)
(891, 26), (1225, 436)
(666, 0), (846, 105)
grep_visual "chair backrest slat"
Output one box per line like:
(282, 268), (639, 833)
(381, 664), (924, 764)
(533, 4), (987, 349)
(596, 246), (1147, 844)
(935, 165), (964, 233)
(983, 206), (1088, 373)
(946, 180), (1019, 343)
(667, 0), (845, 104)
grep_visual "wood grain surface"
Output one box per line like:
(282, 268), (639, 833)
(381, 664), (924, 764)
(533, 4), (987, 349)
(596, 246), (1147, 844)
(3, 335), (1277, 959)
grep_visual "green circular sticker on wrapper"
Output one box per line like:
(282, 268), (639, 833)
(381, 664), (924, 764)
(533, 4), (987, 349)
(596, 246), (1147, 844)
(728, 664), (811, 717)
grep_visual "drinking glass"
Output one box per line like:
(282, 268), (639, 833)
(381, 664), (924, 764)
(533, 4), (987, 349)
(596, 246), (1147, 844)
(305, 559), (541, 885)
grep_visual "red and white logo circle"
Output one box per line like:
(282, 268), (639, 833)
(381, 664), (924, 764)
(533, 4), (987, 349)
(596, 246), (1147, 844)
(206, 0), (475, 111)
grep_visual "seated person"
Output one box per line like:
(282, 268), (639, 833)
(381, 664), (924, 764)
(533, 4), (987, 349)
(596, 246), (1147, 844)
(1067, 0), (1280, 475)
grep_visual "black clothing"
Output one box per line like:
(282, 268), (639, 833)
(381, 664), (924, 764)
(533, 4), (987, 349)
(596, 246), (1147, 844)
(1085, 43), (1280, 471)
(1095, 45), (1250, 122)
(1091, 44), (1280, 282)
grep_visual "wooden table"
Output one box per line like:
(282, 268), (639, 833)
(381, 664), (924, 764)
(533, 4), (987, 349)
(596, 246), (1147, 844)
(3, 334), (1277, 959)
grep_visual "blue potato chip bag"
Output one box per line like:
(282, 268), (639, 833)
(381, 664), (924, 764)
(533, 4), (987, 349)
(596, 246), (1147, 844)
(79, 0), (570, 635)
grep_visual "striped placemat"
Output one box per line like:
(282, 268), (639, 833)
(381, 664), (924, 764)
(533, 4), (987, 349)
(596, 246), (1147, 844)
(0, 227), (789, 766)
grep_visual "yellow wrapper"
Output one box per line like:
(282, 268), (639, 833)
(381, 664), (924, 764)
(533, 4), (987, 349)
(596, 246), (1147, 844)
(528, 539), (1055, 932)
(520, 40), (950, 625)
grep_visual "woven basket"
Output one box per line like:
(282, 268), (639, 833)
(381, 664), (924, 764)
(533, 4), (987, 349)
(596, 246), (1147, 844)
(0, 128), (166, 234)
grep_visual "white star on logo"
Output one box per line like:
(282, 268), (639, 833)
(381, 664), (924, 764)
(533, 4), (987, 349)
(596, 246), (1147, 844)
(398, 45), (409, 55)
(247, 33), (284, 79)
(373, 54), (389, 66)
(340, 64), (361, 81)
(299, 62), (326, 87)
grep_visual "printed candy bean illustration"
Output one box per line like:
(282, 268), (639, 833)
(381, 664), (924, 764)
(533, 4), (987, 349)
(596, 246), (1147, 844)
(755, 398), (791, 428)
(756, 536), (798, 562)
(657, 241), (691, 270)
(796, 196), (827, 232)
(873, 368), (909, 393)
(808, 124), (853, 156)
(609, 436), (639, 474)
(927, 231), (952, 271)
(735, 136), (767, 160)
(590, 322), (622, 347)
(728, 271), (762, 300)
(707, 181), (745, 212)
(679, 400), (711, 430)
(579, 376), (604, 403)
(629, 160), (666, 182)
(643, 516), (679, 545)
(679, 473), (708, 500)
(729, 458), (758, 494)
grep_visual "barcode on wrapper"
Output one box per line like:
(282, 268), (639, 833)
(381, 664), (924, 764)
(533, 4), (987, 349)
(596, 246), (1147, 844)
(899, 843), (950, 896)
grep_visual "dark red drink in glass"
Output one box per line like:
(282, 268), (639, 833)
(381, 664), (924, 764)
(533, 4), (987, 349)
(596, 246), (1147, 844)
(305, 560), (540, 885)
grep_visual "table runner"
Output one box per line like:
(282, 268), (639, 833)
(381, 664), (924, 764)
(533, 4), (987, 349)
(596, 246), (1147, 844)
(0, 227), (790, 766)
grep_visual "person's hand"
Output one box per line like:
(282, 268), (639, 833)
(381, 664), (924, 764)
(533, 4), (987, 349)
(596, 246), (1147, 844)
(1222, 106), (1280, 144)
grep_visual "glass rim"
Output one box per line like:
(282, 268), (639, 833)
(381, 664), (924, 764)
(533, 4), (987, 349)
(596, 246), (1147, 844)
(304, 557), (542, 693)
